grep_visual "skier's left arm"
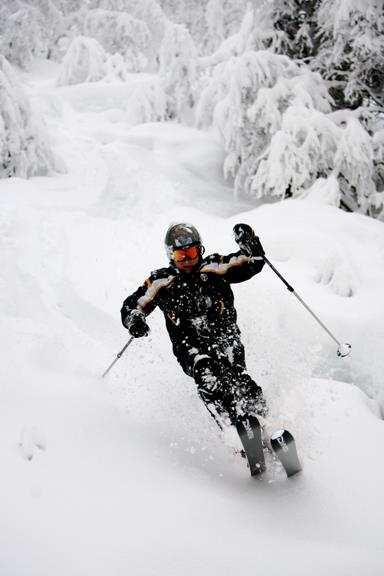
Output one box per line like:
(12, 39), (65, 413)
(200, 224), (265, 284)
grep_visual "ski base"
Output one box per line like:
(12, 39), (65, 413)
(236, 415), (266, 476)
(270, 429), (302, 478)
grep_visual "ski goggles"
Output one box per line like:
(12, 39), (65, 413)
(172, 245), (200, 262)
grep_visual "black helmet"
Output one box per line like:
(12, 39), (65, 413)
(165, 222), (202, 260)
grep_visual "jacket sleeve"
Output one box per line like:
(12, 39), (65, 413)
(200, 251), (264, 284)
(120, 268), (175, 327)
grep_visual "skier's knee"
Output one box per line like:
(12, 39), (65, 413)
(194, 356), (225, 407)
(234, 372), (268, 418)
(253, 391), (268, 418)
(193, 355), (220, 384)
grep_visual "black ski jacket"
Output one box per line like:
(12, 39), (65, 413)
(121, 251), (264, 376)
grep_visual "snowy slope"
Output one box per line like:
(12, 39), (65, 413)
(1, 62), (384, 575)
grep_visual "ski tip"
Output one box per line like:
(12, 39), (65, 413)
(287, 467), (303, 478)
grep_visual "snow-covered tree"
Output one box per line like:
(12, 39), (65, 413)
(205, 0), (225, 54)
(159, 0), (283, 56)
(0, 4), (48, 69)
(92, 0), (168, 69)
(197, 50), (301, 189)
(267, 0), (384, 110)
(52, 0), (85, 15)
(371, 121), (384, 215)
(253, 107), (377, 213)
(96, 0), (166, 29)
(103, 53), (130, 82)
(57, 35), (141, 85)
(125, 77), (167, 125)
(197, 50), (299, 136)
(0, 56), (59, 178)
(36, 0), (68, 61)
(83, 9), (150, 72)
(159, 0), (208, 52)
(270, 0), (319, 59)
(57, 36), (107, 86)
(316, 0), (384, 109)
(199, 3), (286, 69)
(196, 49), (380, 215)
(159, 23), (199, 121)
(221, 0), (248, 37)
(0, 0), (65, 67)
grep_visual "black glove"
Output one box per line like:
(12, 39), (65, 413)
(124, 309), (150, 338)
(233, 223), (265, 258)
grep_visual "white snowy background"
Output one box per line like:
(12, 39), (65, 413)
(1, 1), (384, 575)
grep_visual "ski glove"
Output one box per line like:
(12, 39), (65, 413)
(124, 309), (150, 338)
(233, 223), (265, 258)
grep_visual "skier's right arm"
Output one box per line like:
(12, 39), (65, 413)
(120, 269), (175, 338)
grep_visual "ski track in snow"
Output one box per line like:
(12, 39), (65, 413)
(1, 62), (384, 575)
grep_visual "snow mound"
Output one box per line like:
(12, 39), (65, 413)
(313, 251), (356, 297)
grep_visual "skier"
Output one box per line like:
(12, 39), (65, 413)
(120, 222), (268, 431)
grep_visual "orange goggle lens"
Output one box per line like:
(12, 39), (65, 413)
(172, 245), (200, 262)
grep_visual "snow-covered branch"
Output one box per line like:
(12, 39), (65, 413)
(196, 49), (381, 215)
(0, 56), (61, 178)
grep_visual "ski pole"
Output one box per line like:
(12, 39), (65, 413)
(263, 256), (351, 358)
(101, 336), (135, 378)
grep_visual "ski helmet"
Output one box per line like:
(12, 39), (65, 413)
(165, 223), (202, 260)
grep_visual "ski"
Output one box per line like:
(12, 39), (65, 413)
(270, 429), (302, 477)
(236, 415), (266, 476)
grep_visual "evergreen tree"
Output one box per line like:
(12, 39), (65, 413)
(93, 0), (168, 69)
(205, 0), (225, 54)
(84, 9), (150, 72)
(0, 56), (60, 178)
(159, 23), (198, 121)
(0, 0), (65, 67)
(125, 78), (167, 125)
(57, 36), (107, 86)
(159, 0), (208, 53)
(0, 4), (48, 69)
(316, 0), (384, 109)
(196, 49), (380, 215)
(222, 0), (249, 38)
(270, 0), (319, 59)
(200, 3), (287, 68)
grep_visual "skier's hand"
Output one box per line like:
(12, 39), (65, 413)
(233, 223), (265, 258)
(124, 309), (150, 338)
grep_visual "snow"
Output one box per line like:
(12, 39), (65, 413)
(1, 60), (384, 575)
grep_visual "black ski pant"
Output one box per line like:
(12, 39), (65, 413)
(191, 344), (267, 426)
(171, 322), (267, 426)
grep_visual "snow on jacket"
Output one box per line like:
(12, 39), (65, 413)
(121, 251), (264, 375)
